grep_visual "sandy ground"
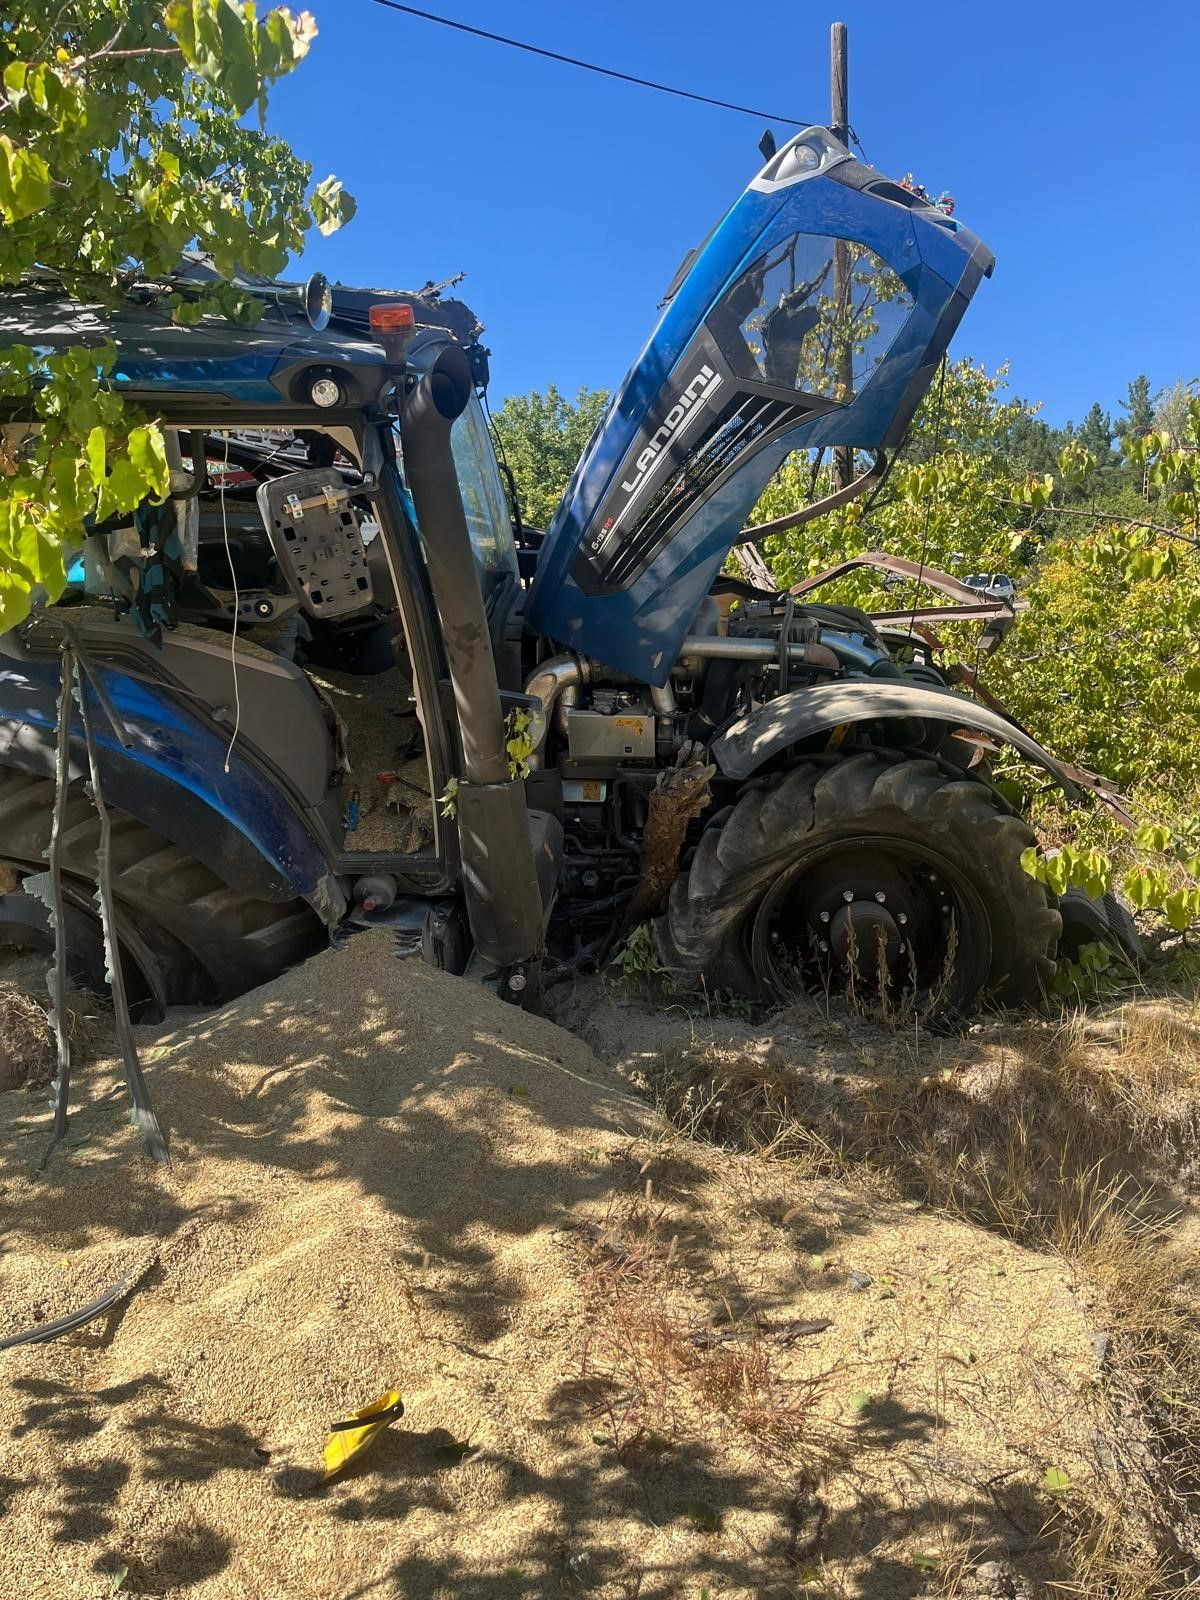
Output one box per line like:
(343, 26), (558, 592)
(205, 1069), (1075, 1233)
(0, 940), (1115, 1599)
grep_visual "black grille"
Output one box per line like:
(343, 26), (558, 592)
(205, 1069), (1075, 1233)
(599, 394), (805, 588)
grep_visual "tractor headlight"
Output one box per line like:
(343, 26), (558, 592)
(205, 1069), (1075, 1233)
(309, 374), (342, 409)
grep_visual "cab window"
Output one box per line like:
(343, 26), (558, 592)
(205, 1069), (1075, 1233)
(450, 395), (518, 593)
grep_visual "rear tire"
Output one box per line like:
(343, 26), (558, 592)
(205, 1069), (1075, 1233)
(656, 752), (1060, 1016)
(0, 768), (324, 1018)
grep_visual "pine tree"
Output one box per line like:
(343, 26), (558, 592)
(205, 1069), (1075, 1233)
(1078, 402), (1115, 460)
(1119, 374), (1154, 435)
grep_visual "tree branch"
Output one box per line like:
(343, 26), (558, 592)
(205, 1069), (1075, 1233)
(993, 497), (1200, 548)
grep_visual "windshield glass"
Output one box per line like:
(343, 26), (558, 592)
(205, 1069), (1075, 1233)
(708, 232), (914, 400)
(450, 395), (518, 587)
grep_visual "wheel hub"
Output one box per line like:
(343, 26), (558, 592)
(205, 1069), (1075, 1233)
(829, 899), (901, 974)
(751, 837), (982, 1005)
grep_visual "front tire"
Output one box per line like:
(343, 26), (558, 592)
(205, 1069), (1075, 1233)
(656, 752), (1060, 1016)
(0, 768), (324, 1019)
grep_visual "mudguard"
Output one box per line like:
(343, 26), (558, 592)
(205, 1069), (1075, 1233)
(0, 647), (340, 911)
(528, 128), (993, 685)
(711, 680), (1082, 798)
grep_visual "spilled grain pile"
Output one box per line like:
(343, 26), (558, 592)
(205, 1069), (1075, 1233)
(1, 935), (1111, 1598)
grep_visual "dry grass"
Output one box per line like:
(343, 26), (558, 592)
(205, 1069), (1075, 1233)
(645, 997), (1200, 1598)
(0, 979), (105, 1090)
(573, 1185), (827, 1466)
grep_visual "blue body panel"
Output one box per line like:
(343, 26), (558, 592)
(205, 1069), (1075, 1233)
(0, 654), (329, 897)
(528, 130), (993, 684)
(111, 347), (285, 404)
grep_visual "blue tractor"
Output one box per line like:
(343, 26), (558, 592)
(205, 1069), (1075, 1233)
(0, 128), (1102, 1020)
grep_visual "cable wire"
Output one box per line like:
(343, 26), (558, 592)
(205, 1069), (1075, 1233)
(366, 1), (817, 125)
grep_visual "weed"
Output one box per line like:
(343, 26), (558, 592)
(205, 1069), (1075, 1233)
(642, 1000), (1200, 1595)
(573, 1193), (826, 1464)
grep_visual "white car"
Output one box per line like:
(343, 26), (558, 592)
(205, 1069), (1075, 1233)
(964, 572), (1016, 603)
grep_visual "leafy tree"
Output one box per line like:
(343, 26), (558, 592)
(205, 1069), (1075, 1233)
(1119, 373), (1154, 435)
(748, 358), (1039, 600)
(1005, 402), (1200, 796)
(746, 362), (1200, 930)
(0, 2), (353, 631)
(1154, 378), (1199, 448)
(1000, 404), (1062, 476)
(1077, 401), (1115, 463)
(491, 384), (611, 531)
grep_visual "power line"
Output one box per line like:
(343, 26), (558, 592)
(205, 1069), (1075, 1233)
(365, 1), (817, 126)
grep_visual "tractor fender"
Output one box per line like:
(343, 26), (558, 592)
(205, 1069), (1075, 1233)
(0, 660), (343, 918)
(710, 680), (1082, 799)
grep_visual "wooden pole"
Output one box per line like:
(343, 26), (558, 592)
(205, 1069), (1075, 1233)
(830, 22), (854, 490)
(830, 21), (848, 144)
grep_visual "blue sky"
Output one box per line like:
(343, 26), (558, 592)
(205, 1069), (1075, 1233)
(270, 1), (1200, 426)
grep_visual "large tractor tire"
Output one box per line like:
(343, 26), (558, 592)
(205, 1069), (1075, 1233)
(0, 768), (324, 1019)
(656, 751), (1060, 1016)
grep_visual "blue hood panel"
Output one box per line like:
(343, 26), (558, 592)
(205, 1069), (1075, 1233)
(527, 129), (994, 684)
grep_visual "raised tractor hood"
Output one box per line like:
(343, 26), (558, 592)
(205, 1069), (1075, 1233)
(527, 128), (994, 686)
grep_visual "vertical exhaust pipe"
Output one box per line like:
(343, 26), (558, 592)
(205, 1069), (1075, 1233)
(400, 337), (543, 971)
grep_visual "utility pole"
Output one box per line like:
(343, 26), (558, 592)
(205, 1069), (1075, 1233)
(830, 21), (848, 145)
(830, 22), (854, 490)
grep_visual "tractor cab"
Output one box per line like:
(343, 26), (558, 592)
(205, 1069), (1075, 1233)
(0, 270), (545, 1009)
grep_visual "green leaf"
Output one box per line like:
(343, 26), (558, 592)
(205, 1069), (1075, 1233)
(681, 1500), (721, 1532)
(94, 454), (147, 522)
(1124, 868), (1154, 911)
(1134, 823), (1172, 854)
(86, 426), (108, 489)
(1042, 1466), (1071, 1495)
(0, 133), (52, 222)
(311, 175), (356, 236)
(1163, 889), (1194, 932)
(3, 62), (28, 109)
(1041, 851), (1070, 897)
(0, 565), (34, 633)
(849, 1390), (874, 1416)
(15, 518), (68, 604)
(434, 1436), (478, 1464)
(127, 425), (170, 499)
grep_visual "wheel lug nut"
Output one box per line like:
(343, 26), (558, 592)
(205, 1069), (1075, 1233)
(874, 891), (887, 904)
(842, 890), (855, 903)
(819, 910), (831, 924)
(819, 940), (829, 953)
(897, 912), (908, 926)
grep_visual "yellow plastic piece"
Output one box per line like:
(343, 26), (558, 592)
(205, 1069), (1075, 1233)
(321, 1389), (404, 1482)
